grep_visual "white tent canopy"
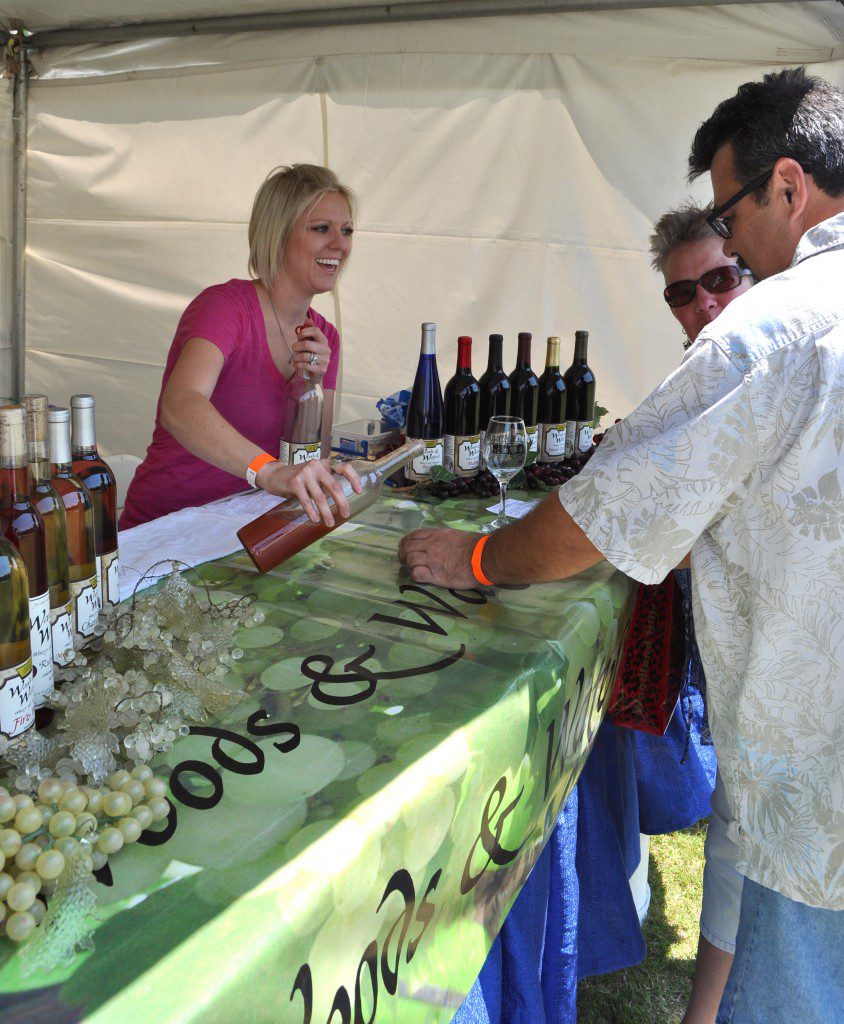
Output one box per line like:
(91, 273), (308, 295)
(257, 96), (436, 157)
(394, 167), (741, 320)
(1, 2), (843, 459)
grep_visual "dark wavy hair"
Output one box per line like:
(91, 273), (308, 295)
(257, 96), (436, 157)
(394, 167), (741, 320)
(688, 68), (844, 196)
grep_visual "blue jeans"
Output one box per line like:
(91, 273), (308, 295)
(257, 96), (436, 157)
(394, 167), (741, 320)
(716, 877), (844, 1024)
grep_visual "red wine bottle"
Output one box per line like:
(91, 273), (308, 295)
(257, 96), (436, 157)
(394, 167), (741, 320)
(508, 332), (539, 457)
(0, 405), (54, 713)
(443, 336), (481, 478)
(537, 336), (567, 464)
(71, 394), (119, 610)
(478, 334), (512, 468)
(564, 330), (596, 456)
(404, 323), (445, 483)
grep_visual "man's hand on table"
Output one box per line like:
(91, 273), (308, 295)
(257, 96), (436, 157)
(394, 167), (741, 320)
(398, 493), (605, 590)
(398, 528), (481, 589)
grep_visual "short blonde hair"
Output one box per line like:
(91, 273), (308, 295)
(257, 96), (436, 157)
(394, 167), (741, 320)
(248, 164), (356, 290)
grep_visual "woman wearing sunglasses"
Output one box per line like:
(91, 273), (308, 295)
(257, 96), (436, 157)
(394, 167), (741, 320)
(647, 202), (751, 1024)
(655, 204), (753, 349)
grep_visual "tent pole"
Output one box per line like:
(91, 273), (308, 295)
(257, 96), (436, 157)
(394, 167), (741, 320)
(25, 0), (785, 49)
(9, 38), (28, 401)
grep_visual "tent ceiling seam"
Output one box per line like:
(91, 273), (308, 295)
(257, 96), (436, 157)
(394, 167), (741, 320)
(24, 46), (842, 89)
(5, 0), (813, 50)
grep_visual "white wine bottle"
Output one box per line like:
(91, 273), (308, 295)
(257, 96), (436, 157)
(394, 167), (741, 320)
(49, 407), (101, 647)
(22, 394), (74, 672)
(0, 405), (54, 712)
(238, 441), (424, 573)
(0, 534), (34, 739)
(71, 394), (119, 610)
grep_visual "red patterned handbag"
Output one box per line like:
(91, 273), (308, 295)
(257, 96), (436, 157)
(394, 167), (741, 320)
(608, 573), (686, 735)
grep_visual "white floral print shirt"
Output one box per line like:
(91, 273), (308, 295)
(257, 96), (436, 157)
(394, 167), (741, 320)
(560, 214), (844, 909)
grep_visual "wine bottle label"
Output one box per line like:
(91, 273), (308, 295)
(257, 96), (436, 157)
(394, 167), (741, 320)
(565, 420), (594, 455)
(288, 441), (322, 466)
(51, 600), (75, 668)
(29, 590), (54, 708)
(102, 548), (120, 608)
(72, 574), (101, 643)
(539, 423), (568, 462)
(564, 421), (576, 458)
(525, 425), (539, 456)
(405, 438), (444, 481)
(576, 422), (594, 453)
(0, 658), (34, 739)
(444, 434), (480, 477)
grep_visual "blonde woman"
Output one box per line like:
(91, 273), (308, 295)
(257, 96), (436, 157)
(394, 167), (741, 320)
(121, 164), (360, 530)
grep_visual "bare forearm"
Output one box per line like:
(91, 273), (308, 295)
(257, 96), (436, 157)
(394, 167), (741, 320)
(398, 490), (605, 590)
(162, 389), (263, 480)
(482, 492), (604, 584)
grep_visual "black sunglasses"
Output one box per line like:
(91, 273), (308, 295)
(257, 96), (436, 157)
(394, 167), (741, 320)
(663, 264), (751, 307)
(706, 167), (775, 239)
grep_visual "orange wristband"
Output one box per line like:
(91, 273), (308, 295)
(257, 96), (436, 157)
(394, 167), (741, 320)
(471, 535), (494, 587)
(246, 452), (277, 488)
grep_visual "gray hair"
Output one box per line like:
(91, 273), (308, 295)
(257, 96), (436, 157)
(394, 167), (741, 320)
(648, 201), (714, 275)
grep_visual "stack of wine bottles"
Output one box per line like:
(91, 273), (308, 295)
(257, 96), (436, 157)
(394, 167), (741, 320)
(1, 394), (118, 739)
(404, 324), (596, 485)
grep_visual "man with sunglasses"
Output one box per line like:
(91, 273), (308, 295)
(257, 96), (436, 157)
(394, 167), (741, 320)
(649, 202), (752, 1024)
(400, 67), (843, 1023)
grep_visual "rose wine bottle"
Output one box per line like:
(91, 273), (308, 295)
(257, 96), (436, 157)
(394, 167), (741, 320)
(22, 395), (74, 672)
(0, 534), (34, 740)
(49, 407), (101, 647)
(563, 330), (596, 457)
(0, 405), (54, 713)
(281, 369), (324, 466)
(508, 332), (539, 457)
(238, 441), (424, 573)
(404, 323), (445, 483)
(443, 336), (480, 478)
(70, 394), (119, 610)
(537, 337), (568, 464)
(478, 334), (512, 469)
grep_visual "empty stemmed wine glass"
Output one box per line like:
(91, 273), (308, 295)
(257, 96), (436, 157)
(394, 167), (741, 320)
(482, 416), (527, 531)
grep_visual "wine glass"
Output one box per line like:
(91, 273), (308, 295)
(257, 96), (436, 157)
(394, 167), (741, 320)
(482, 416), (527, 531)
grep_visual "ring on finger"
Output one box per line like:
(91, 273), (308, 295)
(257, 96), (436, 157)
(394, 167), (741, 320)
(309, 352), (318, 367)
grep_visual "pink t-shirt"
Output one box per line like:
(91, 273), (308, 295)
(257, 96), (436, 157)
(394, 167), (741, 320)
(120, 279), (340, 529)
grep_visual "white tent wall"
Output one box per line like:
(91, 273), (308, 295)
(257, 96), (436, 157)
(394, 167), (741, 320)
(8, 3), (844, 459)
(0, 76), (11, 401)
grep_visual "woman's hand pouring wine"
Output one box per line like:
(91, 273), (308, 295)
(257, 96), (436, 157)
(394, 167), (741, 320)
(256, 458), (362, 527)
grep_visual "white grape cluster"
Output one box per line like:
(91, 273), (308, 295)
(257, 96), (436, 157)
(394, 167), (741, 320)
(0, 767), (170, 945)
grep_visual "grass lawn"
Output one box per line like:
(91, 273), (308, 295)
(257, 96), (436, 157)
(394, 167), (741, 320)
(577, 821), (707, 1024)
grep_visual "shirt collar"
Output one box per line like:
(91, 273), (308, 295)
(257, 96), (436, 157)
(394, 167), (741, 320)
(790, 211), (844, 269)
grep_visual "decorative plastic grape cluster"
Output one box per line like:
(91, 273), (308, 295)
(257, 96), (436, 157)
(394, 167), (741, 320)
(0, 563), (261, 970)
(0, 563), (262, 788)
(0, 769), (170, 960)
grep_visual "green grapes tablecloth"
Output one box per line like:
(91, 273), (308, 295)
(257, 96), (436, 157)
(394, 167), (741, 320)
(0, 493), (636, 1024)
